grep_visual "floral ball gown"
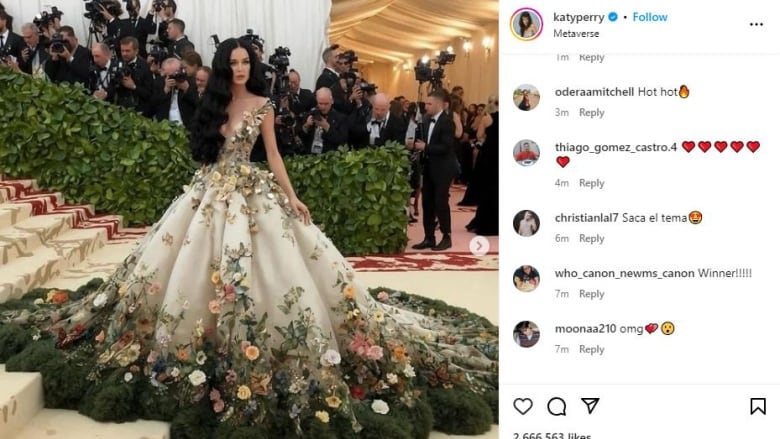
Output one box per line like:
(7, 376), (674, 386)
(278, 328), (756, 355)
(0, 102), (498, 438)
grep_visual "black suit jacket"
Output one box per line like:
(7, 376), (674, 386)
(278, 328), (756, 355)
(1, 31), (24, 61)
(420, 112), (458, 183)
(296, 109), (349, 154)
(18, 43), (49, 75)
(128, 15), (156, 57)
(169, 36), (194, 59)
(315, 68), (339, 91)
(114, 57), (154, 114)
(351, 112), (407, 149)
(106, 17), (133, 56)
(153, 77), (198, 130)
(44, 45), (91, 88)
(290, 88), (315, 116)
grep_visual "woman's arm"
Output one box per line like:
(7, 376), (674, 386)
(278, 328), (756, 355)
(476, 113), (492, 143)
(260, 105), (297, 200)
(452, 112), (464, 139)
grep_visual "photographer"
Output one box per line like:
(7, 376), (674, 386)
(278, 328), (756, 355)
(165, 18), (194, 59)
(0, 8), (24, 66)
(44, 26), (91, 88)
(181, 50), (201, 77)
(97, 0), (131, 54)
(153, 57), (197, 130)
(296, 87), (348, 155)
(125, 0), (155, 57)
(114, 36), (153, 115)
(350, 93), (407, 149)
(330, 51), (369, 116)
(241, 34), (273, 92)
(315, 44), (340, 90)
(18, 23), (49, 77)
(89, 42), (116, 102)
(287, 69), (315, 115)
(145, 0), (176, 49)
(33, 7), (63, 43)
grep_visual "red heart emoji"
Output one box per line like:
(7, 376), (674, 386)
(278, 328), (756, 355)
(747, 141), (760, 152)
(698, 141), (711, 152)
(682, 141), (695, 152)
(731, 141), (744, 152)
(645, 323), (658, 334)
(556, 156), (570, 168)
(714, 141), (727, 152)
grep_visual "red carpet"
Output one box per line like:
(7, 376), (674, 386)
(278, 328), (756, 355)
(404, 184), (499, 254)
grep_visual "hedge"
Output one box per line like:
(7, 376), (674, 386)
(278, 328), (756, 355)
(0, 68), (409, 255)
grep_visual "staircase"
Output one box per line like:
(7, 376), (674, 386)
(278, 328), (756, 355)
(0, 178), (147, 300)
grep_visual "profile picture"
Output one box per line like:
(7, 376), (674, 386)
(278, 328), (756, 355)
(513, 265), (540, 292)
(513, 84), (540, 111)
(510, 8), (543, 41)
(513, 210), (539, 237)
(513, 140), (540, 166)
(513, 321), (540, 348)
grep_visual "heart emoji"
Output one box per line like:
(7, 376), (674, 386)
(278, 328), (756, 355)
(682, 141), (695, 152)
(698, 141), (711, 152)
(513, 398), (533, 415)
(714, 141), (727, 152)
(556, 156), (570, 168)
(731, 141), (744, 152)
(747, 141), (760, 152)
(645, 323), (659, 334)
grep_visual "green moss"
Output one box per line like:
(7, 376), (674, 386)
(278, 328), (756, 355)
(0, 324), (35, 361)
(427, 387), (493, 435)
(39, 354), (91, 409)
(392, 398), (434, 439)
(78, 370), (139, 422)
(5, 338), (58, 372)
(170, 404), (217, 439)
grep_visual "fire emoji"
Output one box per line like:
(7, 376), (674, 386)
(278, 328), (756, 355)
(679, 85), (690, 98)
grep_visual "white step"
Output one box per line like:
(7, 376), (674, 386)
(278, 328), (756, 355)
(40, 239), (140, 291)
(13, 409), (170, 439)
(0, 213), (76, 265)
(0, 365), (169, 439)
(0, 203), (33, 229)
(0, 227), (109, 303)
(0, 364), (44, 438)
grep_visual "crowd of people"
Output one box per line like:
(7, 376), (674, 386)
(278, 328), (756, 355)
(0, 0), (499, 241)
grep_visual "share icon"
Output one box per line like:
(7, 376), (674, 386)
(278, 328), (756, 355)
(581, 398), (600, 414)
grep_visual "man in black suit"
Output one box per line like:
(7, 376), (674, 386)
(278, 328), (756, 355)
(125, 0), (155, 57)
(0, 8), (24, 63)
(288, 69), (315, 115)
(351, 93), (406, 148)
(99, 0), (132, 55)
(166, 19), (194, 59)
(115, 36), (153, 115)
(153, 57), (198, 130)
(89, 42), (117, 102)
(44, 26), (91, 88)
(315, 44), (340, 90)
(18, 23), (49, 77)
(297, 87), (349, 155)
(409, 89), (458, 251)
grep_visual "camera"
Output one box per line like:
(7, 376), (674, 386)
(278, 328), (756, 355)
(148, 43), (170, 63)
(308, 109), (323, 122)
(339, 70), (358, 88)
(0, 44), (12, 63)
(152, 0), (166, 12)
(49, 32), (68, 54)
(167, 67), (187, 82)
(339, 49), (358, 65)
(84, 0), (121, 25)
(280, 112), (296, 127)
(239, 29), (264, 52)
(436, 51), (456, 65)
(269, 46), (290, 70)
(360, 82), (377, 94)
(33, 7), (63, 33)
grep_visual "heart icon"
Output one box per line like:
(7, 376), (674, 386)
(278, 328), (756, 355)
(731, 141), (744, 152)
(513, 398), (533, 415)
(698, 141), (711, 152)
(714, 141), (727, 152)
(556, 156), (570, 168)
(682, 141), (695, 152)
(645, 323), (659, 334)
(747, 141), (760, 152)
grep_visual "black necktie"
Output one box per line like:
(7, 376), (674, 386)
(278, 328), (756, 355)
(430, 118), (437, 124)
(370, 120), (381, 125)
(0, 35), (4, 49)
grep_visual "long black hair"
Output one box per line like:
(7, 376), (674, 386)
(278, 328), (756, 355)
(191, 38), (267, 164)
(519, 11), (532, 36)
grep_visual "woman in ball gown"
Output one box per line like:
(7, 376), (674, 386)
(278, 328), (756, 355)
(1, 38), (497, 437)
